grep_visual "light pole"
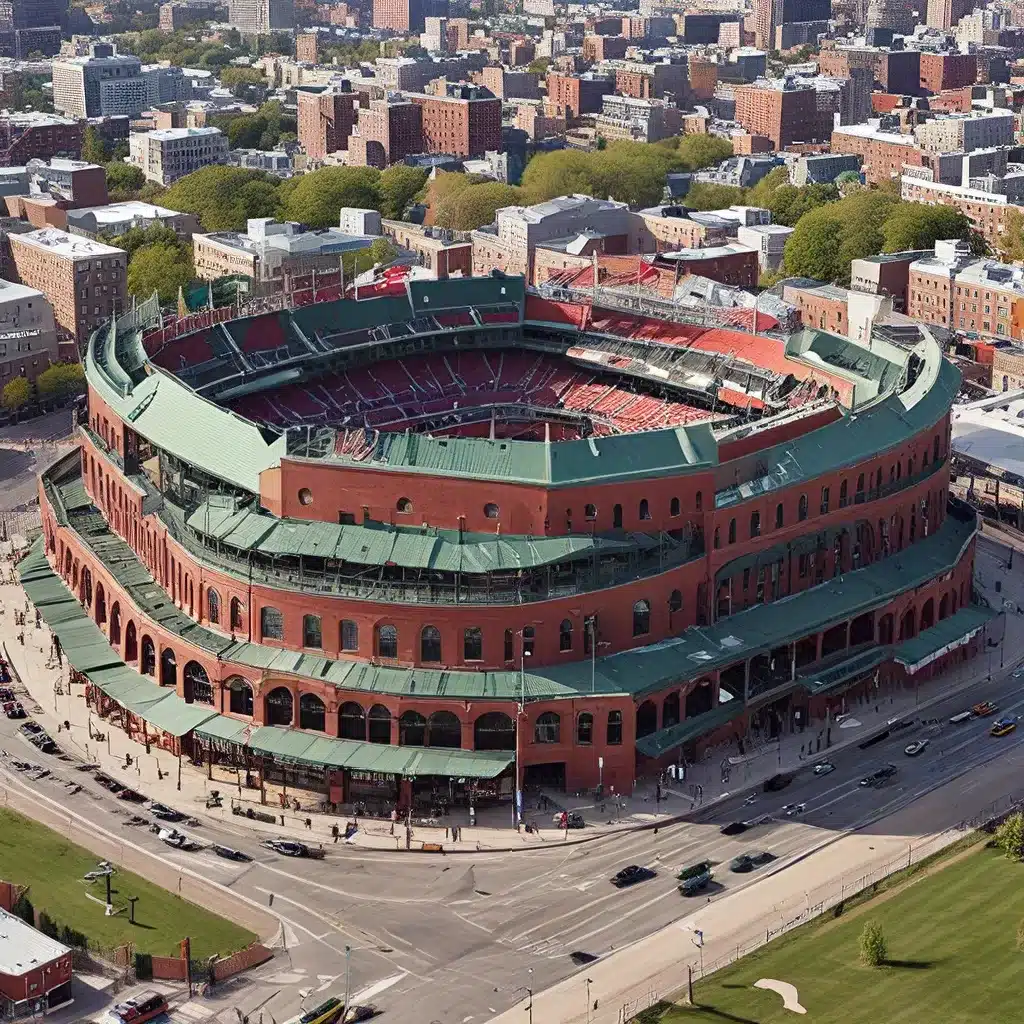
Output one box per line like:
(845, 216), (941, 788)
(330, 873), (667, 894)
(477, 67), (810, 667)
(586, 977), (594, 1024)
(527, 967), (534, 1024)
(343, 945), (351, 1019)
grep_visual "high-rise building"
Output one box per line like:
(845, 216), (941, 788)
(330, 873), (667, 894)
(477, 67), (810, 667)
(297, 84), (358, 160)
(373, 0), (447, 33)
(295, 31), (318, 62)
(866, 0), (915, 35)
(129, 126), (229, 185)
(754, 0), (830, 49)
(926, 0), (971, 29)
(734, 77), (841, 149)
(6, 0), (68, 29)
(227, 0), (294, 33)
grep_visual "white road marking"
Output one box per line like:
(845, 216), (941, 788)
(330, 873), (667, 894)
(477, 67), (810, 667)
(349, 971), (408, 1004)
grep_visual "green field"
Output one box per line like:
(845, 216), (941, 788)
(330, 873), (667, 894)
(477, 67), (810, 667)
(649, 841), (1022, 1024)
(0, 809), (256, 959)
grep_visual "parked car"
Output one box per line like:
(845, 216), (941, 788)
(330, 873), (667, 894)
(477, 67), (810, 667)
(107, 991), (169, 1024)
(148, 802), (186, 822)
(729, 851), (775, 873)
(157, 828), (198, 851)
(610, 864), (656, 888)
(991, 716), (1018, 737)
(2, 701), (25, 719)
(904, 740), (929, 757)
(812, 762), (835, 777)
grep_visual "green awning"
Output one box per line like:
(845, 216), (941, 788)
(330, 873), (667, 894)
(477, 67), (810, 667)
(635, 700), (745, 758)
(798, 645), (892, 696)
(894, 606), (997, 672)
(195, 716), (252, 744)
(139, 697), (218, 738)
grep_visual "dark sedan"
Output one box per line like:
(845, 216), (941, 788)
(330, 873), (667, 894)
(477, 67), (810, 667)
(610, 865), (656, 888)
(729, 851), (775, 873)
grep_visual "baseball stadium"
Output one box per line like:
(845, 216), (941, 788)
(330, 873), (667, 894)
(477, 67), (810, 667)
(23, 271), (986, 813)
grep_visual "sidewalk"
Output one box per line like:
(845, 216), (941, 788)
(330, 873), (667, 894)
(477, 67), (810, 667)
(0, 534), (1019, 854)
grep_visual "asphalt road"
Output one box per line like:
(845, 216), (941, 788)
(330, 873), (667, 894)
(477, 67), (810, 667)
(3, 664), (1024, 1024)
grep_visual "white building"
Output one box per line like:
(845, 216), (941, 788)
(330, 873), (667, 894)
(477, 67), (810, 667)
(737, 223), (793, 271)
(129, 127), (228, 185)
(0, 279), (59, 389)
(228, 0), (294, 33)
(339, 208), (381, 236)
(65, 201), (201, 240)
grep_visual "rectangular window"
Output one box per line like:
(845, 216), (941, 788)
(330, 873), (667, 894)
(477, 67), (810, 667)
(260, 606), (283, 641)
(302, 614), (322, 649)
(820, 486), (830, 515)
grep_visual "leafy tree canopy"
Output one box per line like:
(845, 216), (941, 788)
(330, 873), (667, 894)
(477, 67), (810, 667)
(127, 241), (195, 303)
(1, 376), (30, 411)
(682, 182), (747, 211)
(281, 166), (382, 229)
(659, 134), (734, 172)
(434, 182), (523, 230)
(36, 363), (86, 400)
(104, 162), (146, 201)
(378, 165), (429, 221)
(160, 166), (283, 231)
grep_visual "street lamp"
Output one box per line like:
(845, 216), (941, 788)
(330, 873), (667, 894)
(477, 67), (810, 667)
(586, 977), (594, 1024)
(343, 945), (351, 1020)
(513, 624), (541, 829)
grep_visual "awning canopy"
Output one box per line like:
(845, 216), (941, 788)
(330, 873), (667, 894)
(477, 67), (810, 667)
(894, 606), (997, 674)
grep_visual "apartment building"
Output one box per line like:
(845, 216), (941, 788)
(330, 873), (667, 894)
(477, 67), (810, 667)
(545, 72), (612, 116)
(7, 228), (126, 346)
(900, 174), (1010, 248)
(907, 238), (975, 329)
(594, 95), (682, 143)
(297, 84), (359, 161)
(919, 52), (977, 94)
(849, 250), (927, 312)
(831, 121), (927, 185)
(347, 99), (422, 168)
(408, 83), (501, 158)
(612, 59), (688, 102)
(227, 0), (294, 32)
(129, 126), (228, 185)
(913, 111), (1015, 154)
(0, 279), (59, 387)
(66, 201), (200, 241)
(478, 67), (542, 100)
(295, 32), (318, 63)
(952, 260), (1024, 338)
(0, 112), (82, 167)
(52, 44), (144, 118)
(373, 0), (446, 32)
(734, 77), (841, 149)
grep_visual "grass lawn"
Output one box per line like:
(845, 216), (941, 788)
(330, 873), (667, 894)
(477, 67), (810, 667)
(651, 841), (1023, 1024)
(0, 808), (256, 959)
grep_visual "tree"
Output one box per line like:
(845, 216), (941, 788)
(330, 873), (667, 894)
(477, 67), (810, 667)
(527, 57), (550, 74)
(378, 165), (429, 220)
(10, 894), (33, 926)
(859, 921), (887, 967)
(82, 126), (108, 164)
(127, 241), (195, 303)
(281, 167), (381, 229)
(882, 202), (982, 255)
(671, 134), (734, 172)
(996, 811), (1024, 860)
(1002, 208), (1024, 261)
(218, 66), (267, 98)
(103, 223), (180, 263)
(423, 171), (480, 220)
(683, 182), (747, 211)
(435, 182), (522, 230)
(105, 162), (146, 199)
(160, 166), (282, 231)
(368, 238), (397, 265)
(1, 376), (30, 412)
(36, 363), (86, 401)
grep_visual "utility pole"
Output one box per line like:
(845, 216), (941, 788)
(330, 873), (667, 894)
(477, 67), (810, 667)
(685, 964), (693, 1006)
(343, 945), (351, 1019)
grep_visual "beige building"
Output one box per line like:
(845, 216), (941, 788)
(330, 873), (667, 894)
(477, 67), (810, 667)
(913, 111), (1015, 154)
(381, 220), (472, 278)
(7, 229), (127, 347)
(129, 127), (228, 185)
(0, 280), (60, 388)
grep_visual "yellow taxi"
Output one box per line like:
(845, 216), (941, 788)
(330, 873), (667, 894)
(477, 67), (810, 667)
(990, 717), (1018, 737)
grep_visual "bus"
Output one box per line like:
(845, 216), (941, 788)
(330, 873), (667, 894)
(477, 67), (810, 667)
(285, 997), (346, 1024)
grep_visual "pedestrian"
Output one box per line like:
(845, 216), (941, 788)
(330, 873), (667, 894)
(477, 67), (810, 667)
(304, 817), (312, 830)
(452, 825), (458, 842)
(331, 824), (339, 843)
(390, 807), (397, 835)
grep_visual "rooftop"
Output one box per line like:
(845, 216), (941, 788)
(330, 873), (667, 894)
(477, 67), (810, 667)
(12, 228), (125, 259)
(146, 127), (224, 141)
(0, 908), (70, 977)
(68, 200), (186, 224)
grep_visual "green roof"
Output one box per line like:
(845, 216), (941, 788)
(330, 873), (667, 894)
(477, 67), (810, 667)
(635, 700), (745, 758)
(798, 645), (891, 696)
(185, 495), (642, 571)
(894, 605), (997, 670)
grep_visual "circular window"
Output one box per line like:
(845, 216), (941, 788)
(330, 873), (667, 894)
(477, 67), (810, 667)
(484, 502), (499, 519)
(397, 497), (413, 514)
(298, 487), (313, 506)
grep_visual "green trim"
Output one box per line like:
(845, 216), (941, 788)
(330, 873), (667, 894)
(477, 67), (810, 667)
(635, 700), (745, 758)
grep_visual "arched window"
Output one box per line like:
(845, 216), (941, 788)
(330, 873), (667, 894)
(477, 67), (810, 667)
(368, 704), (391, 743)
(299, 693), (326, 731)
(606, 710), (623, 745)
(576, 712), (593, 745)
(613, 503), (623, 528)
(584, 503), (597, 520)
(183, 661), (212, 705)
(639, 498), (651, 520)
(798, 494), (808, 521)
(427, 711), (462, 748)
(728, 518), (736, 544)
(339, 702), (366, 740)
(302, 614), (322, 649)
(750, 511), (760, 538)
(399, 710), (426, 746)
(125, 622), (138, 664)
(160, 647), (177, 688)
(227, 677), (253, 716)
(695, 491), (703, 513)
(261, 606), (283, 641)
(503, 628), (514, 661)
(484, 502), (499, 519)
(663, 691), (680, 728)
(94, 583), (106, 625)
(230, 597), (244, 631)
(265, 686), (293, 726)
(856, 473), (865, 498)
(840, 479), (848, 505)
(668, 589), (683, 613)
(341, 619), (359, 651)
(475, 711), (515, 751)
(421, 625), (442, 662)
(775, 502), (784, 528)
(670, 497), (681, 517)
(636, 699), (657, 738)
(876, 468), (882, 490)
(110, 602), (121, 646)
(377, 624), (398, 658)
(534, 711), (561, 744)
(464, 626), (483, 661)
(633, 599), (651, 637)
(559, 618), (573, 652)
(396, 497), (413, 514)
(207, 588), (220, 625)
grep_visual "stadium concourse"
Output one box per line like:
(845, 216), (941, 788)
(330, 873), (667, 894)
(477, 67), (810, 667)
(25, 273), (988, 830)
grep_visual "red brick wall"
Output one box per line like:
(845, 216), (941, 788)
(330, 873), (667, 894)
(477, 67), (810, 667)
(150, 956), (189, 982)
(0, 881), (13, 912)
(212, 943), (273, 981)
